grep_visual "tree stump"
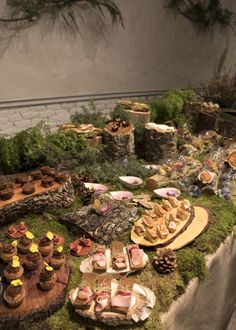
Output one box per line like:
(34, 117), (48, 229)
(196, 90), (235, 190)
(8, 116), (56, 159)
(195, 110), (219, 133)
(0, 178), (76, 225)
(144, 123), (177, 163)
(124, 109), (151, 127)
(103, 123), (135, 160)
(0, 260), (70, 330)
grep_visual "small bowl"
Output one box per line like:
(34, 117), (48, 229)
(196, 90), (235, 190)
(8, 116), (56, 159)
(110, 191), (134, 201)
(119, 176), (143, 190)
(154, 187), (181, 199)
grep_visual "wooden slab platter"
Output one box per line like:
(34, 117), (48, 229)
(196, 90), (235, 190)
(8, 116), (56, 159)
(0, 261), (70, 328)
(131, 204), (194, 247)
(165, 206), (210, 250)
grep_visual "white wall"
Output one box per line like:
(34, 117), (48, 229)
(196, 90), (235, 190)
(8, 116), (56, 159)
(0, 0), (235, 101)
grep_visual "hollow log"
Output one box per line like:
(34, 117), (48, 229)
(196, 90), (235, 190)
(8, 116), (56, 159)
(0, 178), (76, 225)
(103, 123), (135, 160)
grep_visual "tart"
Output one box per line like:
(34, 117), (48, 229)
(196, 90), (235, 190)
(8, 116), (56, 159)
(22, 182), (35, 195)
(24, 243), (42, 271)
(15, 175), (30, 185)
(18, 231), (34, 254)
(31, 170), (42, 181)
(4, 256), (24, 282)
(41, 176), (54, 188)
(0, 188), (14, 201)
(38, 231), (54, 257)
(50, 245), (65, 269)
(4, 279), (25, 308)
(1, 241), (17, 263)
(39, 263), (57, 291)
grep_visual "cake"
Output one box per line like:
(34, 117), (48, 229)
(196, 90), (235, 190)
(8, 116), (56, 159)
(39, 263), (57, 291)
(18, 231), (34, 254)
(4, 256), (24, 282)
(24, 243), (42, 271)
(49, 245), (65, 269)
(38, 231), (54, 257)
(1, 241), (17, 263)
(4, 279), (24, 308)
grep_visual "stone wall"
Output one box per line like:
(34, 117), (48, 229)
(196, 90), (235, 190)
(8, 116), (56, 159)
(0, 95), (156, 136)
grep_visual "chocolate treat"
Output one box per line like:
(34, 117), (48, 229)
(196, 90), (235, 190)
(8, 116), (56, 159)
(40, 166), (55, 176)
(39, 235), (54, 257)
(0, 181), (14, 191)
(4, 280), (24, 308)
(18, 231), (34, 254)
(25, 251), (41, 271)
(50, 246), (65, 269)
(0, 188), (13, 201)
(41, 176), (54, 188)
(31, 170), (43, 181)
(54, 172), (67, 183)
(0, 243), (17, 263)
(15, 175), (30, 185)
(4, 256), (24, 282)
(22, 183), (35, 195)
(39, 266), (57, 291)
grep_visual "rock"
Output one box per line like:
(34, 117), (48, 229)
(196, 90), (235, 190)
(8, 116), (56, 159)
(60, 203), (139, 244)
(144, 123), (178, 162)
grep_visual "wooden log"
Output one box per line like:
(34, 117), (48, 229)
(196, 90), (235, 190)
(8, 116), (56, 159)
(0, 261), (70, 330)
(195, 110), (219, 133)
(144, 123), (177, 163)
(103, 123), (135, 160)
(0, 178), (76, 225)
(124, 109), (150, 127)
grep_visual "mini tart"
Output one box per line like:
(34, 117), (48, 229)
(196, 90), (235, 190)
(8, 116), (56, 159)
(39, 268), (57, 291)
(24, 251), (42, 271)
(4, 263), (24, 282)
(4, 283), (24, 308)
(18, 236), (33, 254)
(1, 244), (17, 263)
(50, 248), (65, 270)
(22, 183), (35, 195)
(38, 236), (54, 257)
(198, 170), (215, 184)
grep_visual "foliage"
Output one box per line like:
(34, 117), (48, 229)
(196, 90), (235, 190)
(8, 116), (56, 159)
(199, 74), (236, 108)
(176, 248), (207, 284)
(71, 100), (107, 129)
(0, 123), (87, 174)
(165, 0), (235, 31)
(111, 104), (131, 122)
(0, 0), (123, 31)
(150, 89), (197, 127)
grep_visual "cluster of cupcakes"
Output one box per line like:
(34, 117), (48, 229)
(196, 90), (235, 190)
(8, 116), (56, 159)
(0, 230), (66, 308)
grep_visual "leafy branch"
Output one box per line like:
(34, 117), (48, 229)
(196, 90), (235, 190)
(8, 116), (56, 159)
(165, 0), (235, 31)
(0, 0), (123, 30)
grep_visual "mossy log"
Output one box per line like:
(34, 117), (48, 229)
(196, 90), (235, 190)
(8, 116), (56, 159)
(0, 179), (76, 225)
(0, 262), (70, 330)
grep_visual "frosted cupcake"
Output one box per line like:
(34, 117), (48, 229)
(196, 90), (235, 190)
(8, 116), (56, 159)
(38, 231), (54, 257)
(50, 245), (65, 270)
(1, 241), (18, 263)
(4, 256), (24, 282)
(39, 262), (57, 291)
(24, 243), (42, 271)
(18, 231), (34, 254)
(4, 279), (25, 308)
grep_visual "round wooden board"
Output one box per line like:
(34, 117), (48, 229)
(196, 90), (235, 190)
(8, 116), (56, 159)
(164, 206), (210, 250)
(130, 207), (194, 247)
(0, 260), (70, 329)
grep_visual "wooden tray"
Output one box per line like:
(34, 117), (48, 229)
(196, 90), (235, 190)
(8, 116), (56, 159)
(165, 206), (210, 250)
(130, 207), (194, 247)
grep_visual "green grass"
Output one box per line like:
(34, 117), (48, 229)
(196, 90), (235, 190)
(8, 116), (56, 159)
(3, 182), (236, 330)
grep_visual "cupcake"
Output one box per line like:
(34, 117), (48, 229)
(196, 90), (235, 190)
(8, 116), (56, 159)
(18, 231), (34, 254)
(38, 231), (54, 257)
(4, 279), (24, 308)
(50, 245), (65, 269)
(18, 222), (28, 235)
(1, 241), (17, 263)
(39, 263), (57, 291)
(24, 243), (42, 271)
(4, 256), (24, 282)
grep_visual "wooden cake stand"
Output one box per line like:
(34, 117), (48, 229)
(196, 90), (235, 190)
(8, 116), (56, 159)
(0, 259), (70, 329)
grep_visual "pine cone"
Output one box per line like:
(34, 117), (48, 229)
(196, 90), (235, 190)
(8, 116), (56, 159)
(81, 187), (94, 205)
(152, 248), (177, 274)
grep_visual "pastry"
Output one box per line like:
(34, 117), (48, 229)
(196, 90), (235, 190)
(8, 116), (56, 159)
(0, 188), (14, 201)
(169, 213), (180, 224)
(4, 279), (25, 308)
(50, 245), (65, 269)
(157, 224), (169, 239)
(168, 197), (179, 208)
(134, 223), (145, 236)
(111, 241), (127, 271)
(22, 182), (35, 195)
(18, 231), (34, 254)
(142, 216), (154, 229)
(24, 243), (42, 271)
(154, 204), (166, 216)
(168, 221), (177, 233)
(31, 170), (42, 181)
(92, 246), (107, 272)
(180, 199), (191, 211)
(1, 241), (17, 263)
(127, 244), (144, 270)
(38, 231), (54, 257)
(111, 278), (132, 315)
(39, 263), (57, 291)
(18, 222), (28, 235)
(144, 228), (158, 242)
(177, 208), (189, 221)
(162, 199), (172, 211)
(4, 256), (24, 282)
